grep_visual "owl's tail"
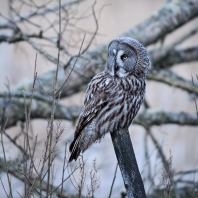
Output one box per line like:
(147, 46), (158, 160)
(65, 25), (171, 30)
(68, 133), (82, 162)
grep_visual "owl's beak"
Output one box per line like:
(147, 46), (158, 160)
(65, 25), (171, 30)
(112, 64), (119, 77)
(115, 65), (118, 70)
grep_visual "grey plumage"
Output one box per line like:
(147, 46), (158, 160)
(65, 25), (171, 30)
(69, 37), (150, 162)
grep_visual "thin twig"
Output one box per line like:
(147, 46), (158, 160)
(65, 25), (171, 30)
(192, 75), (198, 120)
(108, 163), (118, 198)
(0, 0), (82, 27)
(55, 33), (86, 96)
(3, 130), (26, 154)
(80, 1), (98, 54)
(0, 177), (9, 198)
(146, 127), (168, 173)
(13, 165), (41, 195)
(61, 142), (68, 198)
(63, 0), (98, 70)
(22, 53), (38, 197)
(36, 78), (52, 101)
(0, 101), (14, 198)
(46, 0), (62, 195)
(45, 165), (80, 198)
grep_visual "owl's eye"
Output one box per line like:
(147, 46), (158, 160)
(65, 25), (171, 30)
(121, 54), (128, 60)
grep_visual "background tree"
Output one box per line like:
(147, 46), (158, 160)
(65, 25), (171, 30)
(0, 0), (198, 197)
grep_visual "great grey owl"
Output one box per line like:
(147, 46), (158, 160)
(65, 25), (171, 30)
(69, 37), (150, 162)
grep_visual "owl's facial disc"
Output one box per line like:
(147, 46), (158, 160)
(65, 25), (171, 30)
(114, 50), (131, 77)
(107, 41), (137, 77)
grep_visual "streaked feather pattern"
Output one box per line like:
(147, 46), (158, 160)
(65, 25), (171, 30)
(69, 37), (150, 162)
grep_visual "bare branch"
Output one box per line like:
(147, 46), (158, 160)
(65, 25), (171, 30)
(0, 97), (81, 129)
(10, 0), (198, 100)
(150, 25), (198, 64)
(1, 96), (198, 130)
(0, 158), (71, 198)
(147, 68), (198, 95)
(0, 0), (83, 29)
(108, 163), (118, 198)
(156, 47), (198, 68)
(55, 33), (86, 96)
(122, 0), (198, 46)
(134, 109), (198, 126)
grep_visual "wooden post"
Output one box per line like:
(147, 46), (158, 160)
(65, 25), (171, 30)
(110, 128), (146, 198)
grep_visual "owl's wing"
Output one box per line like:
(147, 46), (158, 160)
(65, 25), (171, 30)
(69, 77), (108, 162)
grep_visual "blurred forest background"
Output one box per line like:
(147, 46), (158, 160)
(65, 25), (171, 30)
(0, 0), (198, 197)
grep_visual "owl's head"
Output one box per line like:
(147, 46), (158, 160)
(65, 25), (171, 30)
(106, 37), (150, 78)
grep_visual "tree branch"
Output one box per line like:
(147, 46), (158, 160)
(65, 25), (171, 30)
(134, 109), (198, 126)
(122, 0), (198, 46)
(0, 158), (75, 198)
(0, 0), (82, 29)
(11, 0), (198, 99)
(0, 97), (81, 129)
(147, 68), (198, 95)
(156, 47), (198, 68)
(1, 96), (197, 130)
(150, 25), (198, 64)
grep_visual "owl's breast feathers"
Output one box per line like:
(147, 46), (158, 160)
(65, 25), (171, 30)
(69, 71), (145, 162)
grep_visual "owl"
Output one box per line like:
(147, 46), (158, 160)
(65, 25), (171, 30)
(69, 37), (150, 162)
